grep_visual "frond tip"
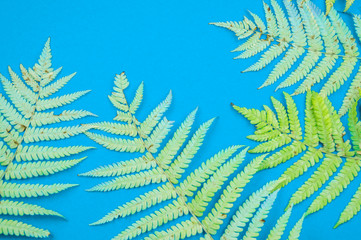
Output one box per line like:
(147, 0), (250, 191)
(0, 38), (94, 238)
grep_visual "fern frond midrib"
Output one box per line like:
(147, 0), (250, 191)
(120, 89), (215, 239)
(0, 79), (42, 182)
(236, 25), (361, 61)
(250, 113), (361, 162)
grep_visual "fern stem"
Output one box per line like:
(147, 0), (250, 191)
(121, 84), (215, 239)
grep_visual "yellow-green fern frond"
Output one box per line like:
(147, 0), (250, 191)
(83, 73), (296, 239)
(325, 0), (356, 14)
(235, 91), (361, 228)
(212, 0), (361, 115)
(0, 39), (94, 238)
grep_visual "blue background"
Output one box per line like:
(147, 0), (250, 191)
(0, 0), (360, 239)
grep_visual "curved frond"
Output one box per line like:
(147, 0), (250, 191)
(0, 39), (94, 238)
(83, 73), (295, 239)
(213, 0), (361, 115)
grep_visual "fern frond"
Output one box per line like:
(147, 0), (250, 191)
(235, 91), (361, 227)
(84, 73), (295, 239)
(213, 0), (361, 115)
(0, 39), (94, 238)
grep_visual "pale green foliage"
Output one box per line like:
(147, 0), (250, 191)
(287, 215), (305, 240)
(0, 39), (94, 238)
(242, 190), (279, 240)
(266, 206), (292, 240)
(83, 73), (300, 239)
(212, 0), (361, 115)
(234, 90), (361, 228)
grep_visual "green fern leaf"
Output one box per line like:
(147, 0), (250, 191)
(0, 39), (94, 238)
(212, 0), (361, 115)
(235, 90), (361, 227)
(83, 72), (295, 239)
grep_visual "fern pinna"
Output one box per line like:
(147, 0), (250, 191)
(233, 90), (361, 228)
(212, 0), (361, 116)
(81, 72), (304, 239)
(325, 0), (355, 14)
(0, 39), (94, 238)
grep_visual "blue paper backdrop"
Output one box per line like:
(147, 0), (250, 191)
(0, 0), (360, 239)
